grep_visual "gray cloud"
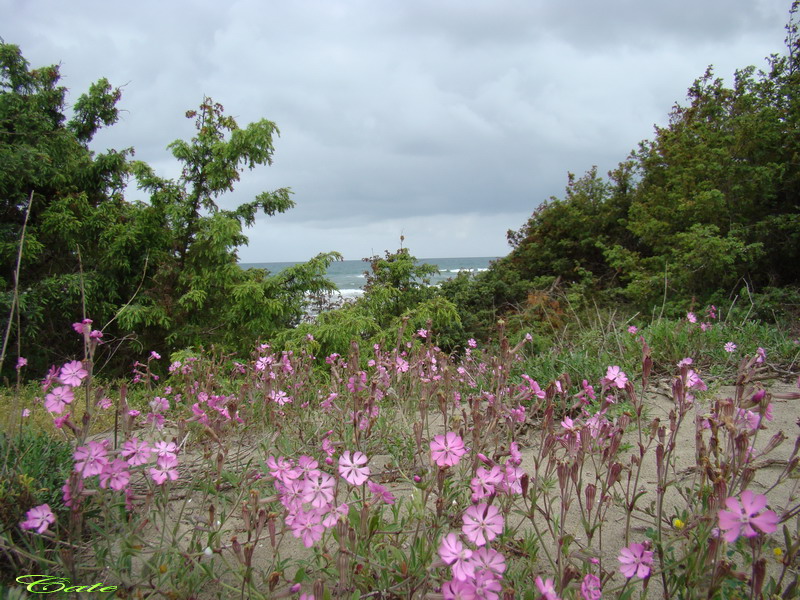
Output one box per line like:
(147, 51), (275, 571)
(2, 0), (792, 259)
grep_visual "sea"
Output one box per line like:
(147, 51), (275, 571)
(239, 256), (500, 301)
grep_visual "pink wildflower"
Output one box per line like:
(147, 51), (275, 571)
(724, 342), (737, 353)
(535, 577), (559, 600)
(16, 357), (27, 370)
(367, 480), (396, 505)
(470, 546), (506, 577)
(618, 542), (653, 579)
(687, 312), (697, 323)
(121, 438), (153, 466)
(338, 451), (370, 486)
(605, 366), (628, 389)
(321, 502), (348, 528)
(580, 574), (602, 600)
(73, 441), (109, 478)
(627, 325), (638, 334)
(269, 389), (292, 405)
(462, 503), (504, 546)
(438, 533), (475, 581)
(99, 459), (131, 491)
(289, 508), (324, 548)
(470, 465), (504, 500)
(59, 360), (88, 387)
(430, 432), (467, 468)
(473, 571), (502, 600)
(45, 385), (74, 414)
(152, 440), (178, 459)
(442, 579), (477, 600)
(302, 472), (335, 508)
(267, 456), (300, 483)
(150, 454), (179, 485)
(72, 318), (92, 335)
(20, 504), (55, 534)
(718, 490), (779, 542)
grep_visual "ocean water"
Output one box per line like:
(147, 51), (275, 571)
(240, 256), (500, 300)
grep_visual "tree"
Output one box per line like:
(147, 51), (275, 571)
(119, 98), (342, 354)
(0, 44), (339, 375)
(0, 42), (140, 374)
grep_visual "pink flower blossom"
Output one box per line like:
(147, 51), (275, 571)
(605, 366), (628, 389)
(467, 338), (477, 348)
(718, 490), (779, 542)
(59, 360), (88, 387)
(439, 533), (475, 581)
(72, 319), (92, 335)
(346, 372), (367, 393)
(580, 574), (602, 600)
(618, 542), (653, 579)
(21, 408), (30, 418)
(121, 438), (153, 466)
(338, 451), (370, 486)
(289, 508), (324, 547)
(368, 480), (396, 504)
(724, 342), (737, 353)
(462, 503), (504, 546)
(16, 357), (27, 370)
(45, 385), (74, 414)
(267, 456), (300, 483)
(150, 454), (179, 485)
(535, 577), (559, 600)
(53, 412), (71, 429)
(73, 441), (109, 478)
(473, 570), (502, 600)
(20, 504), (55, 534)
(686, 370), (707, 391)
(321, 502), (349, 529)
(152, 440), (178, 459)
(470, 547), (506, 577)
(269, 389), (292, 405)
(150, 396), (169, 412)
(686, 312), (697, 323)
(756, 347), (767, 364)
(62, 477), (83, 508)
(442, 579), (477, 600)
(99, 459), (131, 491)
(302, 473), (335, 508)
(701, 322), (712, 331)
(470, 466), (504, 500)
(627, 325), (638, 334)
(297, 455), (321, 480)
(430, 432), (467, 468)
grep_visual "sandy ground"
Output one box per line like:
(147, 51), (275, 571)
(53, 376), (800, 599)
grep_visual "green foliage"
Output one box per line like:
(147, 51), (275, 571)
(0, 428), (73, 580)
(449, 5), (800, 334)
(0, 45), (339, 374)
(278, 248), (464, 359)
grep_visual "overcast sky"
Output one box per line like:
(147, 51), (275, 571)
(2, 0), (791, 261)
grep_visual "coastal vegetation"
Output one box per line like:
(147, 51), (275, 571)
(2, 3), (800, 598)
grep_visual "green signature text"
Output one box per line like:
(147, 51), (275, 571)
(16, 575), (118, 593)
